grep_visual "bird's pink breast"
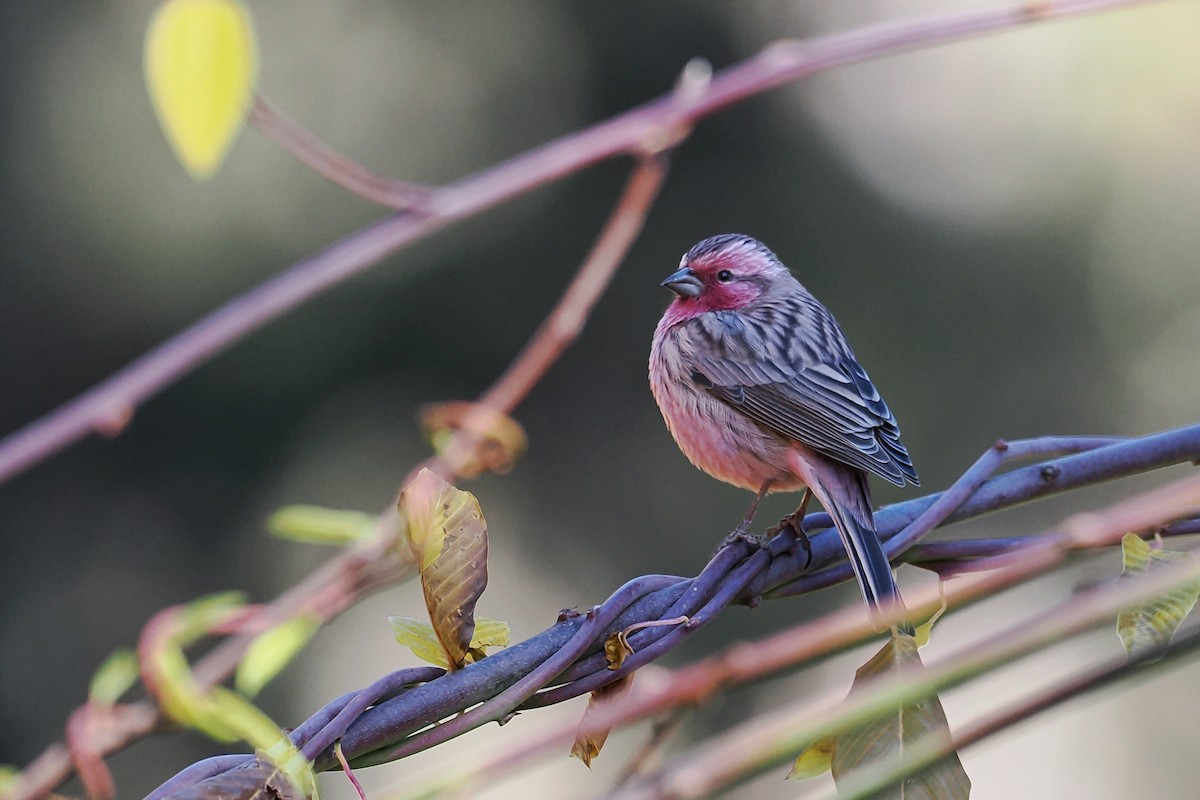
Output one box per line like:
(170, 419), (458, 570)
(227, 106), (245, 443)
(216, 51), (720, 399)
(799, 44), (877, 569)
(649, 321), (805, 494)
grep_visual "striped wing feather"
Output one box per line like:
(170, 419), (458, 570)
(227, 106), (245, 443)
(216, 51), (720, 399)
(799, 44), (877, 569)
(683, 311), (919, 488)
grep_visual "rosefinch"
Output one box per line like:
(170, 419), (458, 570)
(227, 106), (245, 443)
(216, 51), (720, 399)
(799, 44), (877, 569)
(649, 234), (918, 615)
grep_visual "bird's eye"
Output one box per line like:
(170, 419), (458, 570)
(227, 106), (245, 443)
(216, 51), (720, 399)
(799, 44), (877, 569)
(716, 269), (733, 283)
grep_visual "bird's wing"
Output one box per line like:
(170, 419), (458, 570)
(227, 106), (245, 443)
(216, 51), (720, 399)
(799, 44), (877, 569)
(681, 310), (919, 487)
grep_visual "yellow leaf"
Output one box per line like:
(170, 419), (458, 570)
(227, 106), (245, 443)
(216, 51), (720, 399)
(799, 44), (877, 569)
(571, 674), (635, 768)
(209, 688), (316, 798)
(144, 0), (258, 179)
(236, 614), (322, 698)
(1116, 533), (1200, 657)
(787, 737), (834, 780)
(400, 470), (491, 669)
(391, 616), (510, 668)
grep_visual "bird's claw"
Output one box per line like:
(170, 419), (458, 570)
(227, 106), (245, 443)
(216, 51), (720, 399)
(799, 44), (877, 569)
(765, 513), (813, 567)
(721, 525), (770, 552)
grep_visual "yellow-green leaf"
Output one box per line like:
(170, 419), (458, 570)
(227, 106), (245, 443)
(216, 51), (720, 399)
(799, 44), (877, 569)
(571, 674), (635, 768)
(390, 616), (452, 668)
(268, 505), (376, 546)
(913, 593), (949, 648)
(144, 0), (258, 179)
(787, 737), (834, 781)
(469, 617), (512, 652)
(139, 593), (315, 798)
(236, 614), (322, 698)
(209, 687), (316, 798)
(0, 765), (20, 797)
(831, 634), (971, 799)
(391, 616), (510, 668)
(1116, 533), (1200, 657)
(88, 648), (140, 706)
(400, 469), (490, 669)
(142, 592), (248, 742)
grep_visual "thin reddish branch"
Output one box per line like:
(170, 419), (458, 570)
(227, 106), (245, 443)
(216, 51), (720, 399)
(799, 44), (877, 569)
(0, 0), (1155, 488)
(418, 154), (670, 484)
(249, 96), (433, 210)
(480, 156), (668, 413)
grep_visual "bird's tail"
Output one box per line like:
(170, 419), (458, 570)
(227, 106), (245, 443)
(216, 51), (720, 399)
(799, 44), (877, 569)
(805, 461), (912, 633)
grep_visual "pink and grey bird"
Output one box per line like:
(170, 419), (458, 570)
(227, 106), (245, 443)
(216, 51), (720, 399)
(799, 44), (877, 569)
(649, 234), (918, 613)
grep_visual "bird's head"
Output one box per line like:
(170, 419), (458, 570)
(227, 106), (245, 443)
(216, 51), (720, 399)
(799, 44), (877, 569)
(658, 234), (788, 323)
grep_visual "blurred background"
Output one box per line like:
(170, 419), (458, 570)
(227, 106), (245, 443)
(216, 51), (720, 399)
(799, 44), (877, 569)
(2, 1), (1200, 798)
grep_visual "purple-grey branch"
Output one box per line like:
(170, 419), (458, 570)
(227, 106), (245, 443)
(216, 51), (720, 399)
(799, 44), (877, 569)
(148, 424), (1200, 798)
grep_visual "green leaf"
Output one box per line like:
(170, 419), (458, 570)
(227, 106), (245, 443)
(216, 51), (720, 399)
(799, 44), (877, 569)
(1116, 533), (1200, 657)
(400, 469), (490, 669)
(88, 648), (140, 705)
(236, 614), (322, 698)
(391, 615), (510, 668)
(268, 505), (376, 546)
(831, 635), (971, 800)
(144, 0), (258, 179)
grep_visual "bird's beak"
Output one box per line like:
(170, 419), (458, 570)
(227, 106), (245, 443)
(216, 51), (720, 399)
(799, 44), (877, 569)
(660, 267), (703, 299)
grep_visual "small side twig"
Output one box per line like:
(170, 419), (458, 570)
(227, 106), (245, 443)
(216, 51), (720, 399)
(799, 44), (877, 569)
(415, 152), (670, 485)
(333, 743), (367, 800)
(250, 95), (433, 210)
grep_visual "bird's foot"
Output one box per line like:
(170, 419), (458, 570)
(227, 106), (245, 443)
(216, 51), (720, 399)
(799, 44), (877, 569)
(765, 512), (812, 568)
(721, 521), (769, 552)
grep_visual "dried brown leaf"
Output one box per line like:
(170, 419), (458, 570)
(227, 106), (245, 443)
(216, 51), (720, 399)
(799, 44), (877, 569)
(830, 635), (971, 799)
(571, 674), (635, 768)
(420, 401), (527, 478)
(400, 469), (489, 669)
(605, 631), (635, 670)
